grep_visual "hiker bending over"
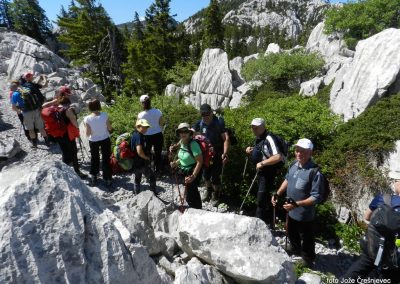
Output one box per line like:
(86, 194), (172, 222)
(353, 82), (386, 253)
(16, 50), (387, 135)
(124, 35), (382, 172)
(11, 72), (48, 147)
(271, 138), (323, 268)
(42, 86), (86, 178)
(192, 103), (229, 206)
(246, 118), (283, 225)
(342, 171), (400, 282)
(170, 123), (203, 209)
(84, 99), (112, 187)
(130, 119), (156, 194)
(137, 94), (165, 176)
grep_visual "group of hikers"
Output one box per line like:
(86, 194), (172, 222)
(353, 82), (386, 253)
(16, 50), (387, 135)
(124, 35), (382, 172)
(5, 72), (400, 281)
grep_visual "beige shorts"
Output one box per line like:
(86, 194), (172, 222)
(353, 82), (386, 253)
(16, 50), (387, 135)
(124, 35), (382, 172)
(23, 109), (44, 131)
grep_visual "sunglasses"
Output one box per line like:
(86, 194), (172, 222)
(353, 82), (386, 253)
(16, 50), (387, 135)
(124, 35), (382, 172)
(201, 112), (211, 117)
(179, 130), (190, 134)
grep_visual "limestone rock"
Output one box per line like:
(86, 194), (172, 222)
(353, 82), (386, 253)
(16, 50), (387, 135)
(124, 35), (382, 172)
(165, 84), (183, 98)
(0, 135), (21, 169)
(330, 28), (400, 121)
(158, 256), (184, 277)
(174, 257), (233, 284)
(384, 140), (400, 177)
(167, 209), (295, 283)
(296, 273), (322, 284)
(244, 53), (259, 64)
(190, 48), (233, 97)
(265, 43), (281, 55)
(0, 161), (159, 283)
(229, 56), (245, 87)
(299, 77), (323, 97)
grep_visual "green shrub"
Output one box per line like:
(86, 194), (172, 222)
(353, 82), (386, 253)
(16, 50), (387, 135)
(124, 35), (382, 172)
(241, 50), (325, 91)
(165, 61), (198, 87)
(325, 0), (400, 50)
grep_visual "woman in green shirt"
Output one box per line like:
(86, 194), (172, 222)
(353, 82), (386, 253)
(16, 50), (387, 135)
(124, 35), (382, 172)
(170, 123), (203, 209)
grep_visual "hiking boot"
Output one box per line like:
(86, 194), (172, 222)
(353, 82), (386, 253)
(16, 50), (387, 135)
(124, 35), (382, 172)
(89, 175), (97, 186)
(298, 256), (315, 268)
(106, 179), (112, 188)
(44, 136), (51, 146)
(76, 171), (87, 179)
(31, 138), (38, 148)
(210, 192), (219, 207)
(201, 189), (212, 202)
(134, 184), (141, 194)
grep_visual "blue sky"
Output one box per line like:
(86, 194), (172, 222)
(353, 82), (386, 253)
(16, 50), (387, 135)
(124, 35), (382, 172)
(38, 0), (210, 25)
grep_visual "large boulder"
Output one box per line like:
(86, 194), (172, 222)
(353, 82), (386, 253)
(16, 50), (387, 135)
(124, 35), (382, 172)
(190, 48), (233, 98)
(166, 209), (295, 284)
(330, 28), (400, 121)
(229, 56), (245, 88)
(299, 77), (323, 97)
(0, 135), (21, 163)
(384, 141), (400, 176)
(0, 161), (161, 283)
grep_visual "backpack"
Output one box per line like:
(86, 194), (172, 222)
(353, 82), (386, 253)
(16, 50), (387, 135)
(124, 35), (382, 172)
(20, 87), (40, 111)
(186, 135), (215, 168)
(113, 133), (136, 171)
(289, 161), (330, 204)
(257, 132), (289, 166)
(361, 194), (400, 270)
(41, 106), (68, 138)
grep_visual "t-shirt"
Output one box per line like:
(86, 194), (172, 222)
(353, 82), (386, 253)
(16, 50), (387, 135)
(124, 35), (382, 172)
(178, 140), (202, 171)
(83, 112), (110, 142)
(192, 116), (226, 153)
(130, 131), (147, 153)
(369, 194), (400, 212)
(252, 131), (280, 164)
(138, 108), (163, 135)
(11, 91), (24, 110)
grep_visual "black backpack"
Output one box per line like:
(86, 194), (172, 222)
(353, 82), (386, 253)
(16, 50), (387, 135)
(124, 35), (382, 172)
(19, 87), (41, 111)
(361, 194), (400, 270)
(259, 132), (289, 164)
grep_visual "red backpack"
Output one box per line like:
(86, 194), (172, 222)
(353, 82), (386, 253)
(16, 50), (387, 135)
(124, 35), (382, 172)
(41, 106), (68, 138)
(187, 135), (215, 168)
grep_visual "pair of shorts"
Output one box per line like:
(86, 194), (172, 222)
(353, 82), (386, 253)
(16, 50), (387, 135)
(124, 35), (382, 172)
(23, 109), (44, 131)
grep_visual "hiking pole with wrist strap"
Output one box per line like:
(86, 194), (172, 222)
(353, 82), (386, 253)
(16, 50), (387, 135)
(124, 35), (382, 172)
(239, 170), (259, 213)
(242, 156), (249, 179)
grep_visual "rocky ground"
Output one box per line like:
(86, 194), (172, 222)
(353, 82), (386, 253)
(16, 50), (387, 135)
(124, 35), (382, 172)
(0, 76), (357, 281)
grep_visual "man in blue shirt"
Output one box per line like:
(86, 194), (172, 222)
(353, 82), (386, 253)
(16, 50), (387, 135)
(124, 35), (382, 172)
(192, 104), (230, 206)
(342, 171), (400, 282)
(272, 138), (324, 267)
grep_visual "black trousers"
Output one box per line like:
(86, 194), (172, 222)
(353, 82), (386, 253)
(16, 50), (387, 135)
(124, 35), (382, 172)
(342, 252), (400, 283)
(203, 152), (223, 186)
(17, 113), (30, 140)
(178, 168), (202, 209)
(287, 216), (316, 260)
(144, 132), (164, 173)
(55, 134), (79, 173)
(133, 160), (156, 191)
(89, 137), (112, 180)
(256, 168), (277, 224)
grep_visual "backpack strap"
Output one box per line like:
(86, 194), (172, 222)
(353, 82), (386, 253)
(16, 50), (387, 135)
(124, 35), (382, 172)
(383, 194), (392, 207)
(181, 139), (195, 159)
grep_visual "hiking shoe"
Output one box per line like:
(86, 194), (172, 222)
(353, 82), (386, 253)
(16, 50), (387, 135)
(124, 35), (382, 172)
(44, 137), (51, 146)
(31, 138), (38, 148)
(201, 189), (212, 202)
(297, 256), (315, 268)
(134, 184), (141, 194)
(89, 175), (97, 186)
(76, 171), (87, 179)
(106, 179), (112, 187)
(210, 192), (219, 207)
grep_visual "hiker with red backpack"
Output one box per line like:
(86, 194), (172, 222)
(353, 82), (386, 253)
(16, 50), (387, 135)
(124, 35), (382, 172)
(342, 171), (400, 282)
(192, 104), (230, 206)
(170, 123), (203, 209)
(271, 138), (325, 268)
(83, 99), (113, 187)
(130, 119), (156, 194)
(42, 86), (86, 178)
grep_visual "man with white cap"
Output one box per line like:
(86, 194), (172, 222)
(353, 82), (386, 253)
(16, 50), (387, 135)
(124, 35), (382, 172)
(246, 118), (283, 225)
(272, 138), (324, 267)
(342, 171), (400, 282)
(137, 94), (164, 176)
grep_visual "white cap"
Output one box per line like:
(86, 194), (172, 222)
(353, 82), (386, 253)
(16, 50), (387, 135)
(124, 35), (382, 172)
(389, 171), (400, 180)
(251, 118), (265, 126)
(295, 138), (314, 150)
(140, 94), (150, 103)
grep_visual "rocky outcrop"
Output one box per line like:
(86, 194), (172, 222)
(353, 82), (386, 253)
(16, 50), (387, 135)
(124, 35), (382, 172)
(330, 28), (400, 121)
(0, 161), (161, 283)
(385, 141), (400, 175)
(299, 77), (323, 97)
(223, 0), (329, 40)
(0, 135), (21, 170)
(265, 43), (282, 55)
(165, 209), (295, 283)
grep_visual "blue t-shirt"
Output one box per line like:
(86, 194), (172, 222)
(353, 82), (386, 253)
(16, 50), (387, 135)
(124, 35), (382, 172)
(11, 91), (24, 110)
(193, 116), (226, 153)
(369, 194), (400, 213)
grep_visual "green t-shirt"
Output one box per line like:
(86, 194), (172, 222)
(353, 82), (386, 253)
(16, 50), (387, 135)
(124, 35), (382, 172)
(178, 140), (201, 170)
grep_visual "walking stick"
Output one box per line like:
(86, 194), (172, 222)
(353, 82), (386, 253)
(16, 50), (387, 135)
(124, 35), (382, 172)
(239, 170), (259, 213)
(242, 156), (249, 179)
(285, 211), (289, 250)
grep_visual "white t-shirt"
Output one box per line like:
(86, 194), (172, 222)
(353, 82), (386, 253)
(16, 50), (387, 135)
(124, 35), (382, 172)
(84, 112), (110, 142)
(138, 108), (163, 135)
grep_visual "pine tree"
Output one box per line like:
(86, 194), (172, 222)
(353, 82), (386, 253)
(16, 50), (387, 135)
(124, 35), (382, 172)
(202, 0), (224, 49)
(57, 0), (125, 99)
(9, 0), (52, 44)
(132, 12), (144, 41)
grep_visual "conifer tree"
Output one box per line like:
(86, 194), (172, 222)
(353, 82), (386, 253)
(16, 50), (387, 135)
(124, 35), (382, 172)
(0, 0), (12, 29)
(9, 0), (52, 44)
(202, 0), (224, 49)
(132, 12), (144, 41)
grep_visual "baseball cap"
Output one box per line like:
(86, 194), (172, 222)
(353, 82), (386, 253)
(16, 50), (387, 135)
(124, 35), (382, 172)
(136, 119), (151, 127)
(295, 138), (314, 150)
(58, 86), (71, 96)
(200, 104), (212, 114)
(140, 94), (150, 103)
(24, 72), (33, 78)
(250, 118), (265, 127)
(389, 171), (400, 180)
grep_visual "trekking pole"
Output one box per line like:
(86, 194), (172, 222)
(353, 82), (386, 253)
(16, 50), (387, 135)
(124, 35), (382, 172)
(18, 123), (23, 139)
(78, 137), (90, 161)
(242, 156), (249, 179)
(285, 211), (289, 250)
(239, 170), (259, 213)
(174, 172), (185, 213)
(272, 205), (276, 231)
